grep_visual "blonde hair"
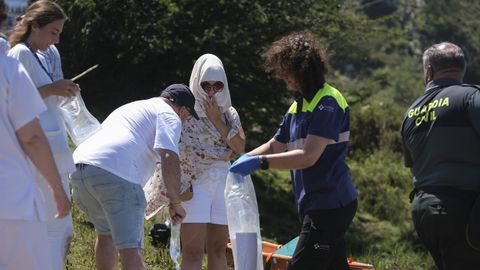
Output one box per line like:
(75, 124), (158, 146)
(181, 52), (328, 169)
(9, 0), (67, 47)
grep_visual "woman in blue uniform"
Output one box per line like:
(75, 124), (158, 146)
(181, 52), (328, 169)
(230, 30), (358, 270)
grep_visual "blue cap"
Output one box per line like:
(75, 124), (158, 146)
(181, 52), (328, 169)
(161, 84), (199, 120)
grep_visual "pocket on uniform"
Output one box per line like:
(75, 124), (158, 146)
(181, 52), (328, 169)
(304, 222), (332, 259)
(295, 217), (333, 261)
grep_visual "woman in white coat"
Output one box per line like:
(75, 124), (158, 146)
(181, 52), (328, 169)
(8, 1), (79, 269)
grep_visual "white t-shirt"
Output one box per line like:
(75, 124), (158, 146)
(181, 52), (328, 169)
(8, 43), (75, 173)
(73, 97), (182, 186)
(0, 55), (48, 221)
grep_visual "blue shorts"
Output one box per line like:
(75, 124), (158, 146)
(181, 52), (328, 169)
(71, 164), (146, 250)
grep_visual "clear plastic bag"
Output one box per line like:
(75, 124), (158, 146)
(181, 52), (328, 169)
(167, 220), (181, 270)
(58, 92), (101, 146)
(224, 172), (263, 270)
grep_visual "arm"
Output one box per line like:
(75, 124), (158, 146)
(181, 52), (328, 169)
(159, 148), (186, 224)
(38, 79), (80, 99)
(210, 118), (245, 154)
(8, 46), (79, 99)
(230, 135), (330, 175)
(263, 135), (331, 170)
(249, 138), (287, 156)
(467, 89), (480, 136)
(204, 99), (245, 154)
(15, 118), (70, 219)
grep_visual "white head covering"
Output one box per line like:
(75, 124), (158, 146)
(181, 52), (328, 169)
(189, 53), (232, 118)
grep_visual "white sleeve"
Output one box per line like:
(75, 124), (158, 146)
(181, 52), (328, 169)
(8, 45), (37, 72)
(8, 44), (52, 88)
(154, 111), (182, 155)
(0, 38), (9, 55)
(7, 59), (47, 130)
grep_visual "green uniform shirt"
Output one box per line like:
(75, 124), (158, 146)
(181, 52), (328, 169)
(401, 78), (480, 191)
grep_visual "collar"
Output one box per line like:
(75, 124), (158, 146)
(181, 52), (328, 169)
(290, 85), (325, 113)
(425, 78), (462, 93)
(288, 83), (348, 114)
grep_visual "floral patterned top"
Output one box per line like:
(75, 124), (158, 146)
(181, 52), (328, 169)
(144, 106), (244, 219)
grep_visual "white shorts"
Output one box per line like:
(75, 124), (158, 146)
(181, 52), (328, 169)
(182, 165), (229, 225)
(0, 219), (52, 270)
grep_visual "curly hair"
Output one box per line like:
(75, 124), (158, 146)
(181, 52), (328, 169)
(9, 0), (67, 47)
(263, 30), (330, 100)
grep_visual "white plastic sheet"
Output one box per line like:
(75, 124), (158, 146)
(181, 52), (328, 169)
(225, 172), (263, 270)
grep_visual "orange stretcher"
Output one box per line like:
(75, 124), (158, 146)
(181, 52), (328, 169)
(226, 239), (373, 270)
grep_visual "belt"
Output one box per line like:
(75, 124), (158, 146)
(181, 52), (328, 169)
(75, 163), (89, 169)
(409, 186), (479, 203)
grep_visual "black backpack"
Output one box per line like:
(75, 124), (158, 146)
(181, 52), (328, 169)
(148, 223), (171, 248)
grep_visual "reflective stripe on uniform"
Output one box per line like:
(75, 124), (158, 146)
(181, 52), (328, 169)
(286, 131), (350, 150)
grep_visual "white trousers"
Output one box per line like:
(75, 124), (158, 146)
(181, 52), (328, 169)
(35, 171), (74, 270)
(0, 219), (51, 270)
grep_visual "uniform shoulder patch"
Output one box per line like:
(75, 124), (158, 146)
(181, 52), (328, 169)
(318, 104), (335, 112)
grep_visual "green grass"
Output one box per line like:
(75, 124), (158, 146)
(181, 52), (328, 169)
(65, 169), (436, 269)
(66, 207), (435, 269)
(66, 206), (178, 269)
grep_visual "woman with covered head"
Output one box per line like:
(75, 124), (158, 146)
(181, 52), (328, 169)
(7, 1), (79, 269)
(144, 53), (245, 269)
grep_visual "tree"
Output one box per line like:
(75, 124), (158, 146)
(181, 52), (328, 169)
(56, 0), (320, 144)
(416, 0), (480, 83)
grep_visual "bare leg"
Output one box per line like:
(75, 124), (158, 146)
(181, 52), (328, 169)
(119, 248), (146, 270)
(95, 235), (118, 270)
(206, 224), (229, 270)
(181, 223), (207, 270)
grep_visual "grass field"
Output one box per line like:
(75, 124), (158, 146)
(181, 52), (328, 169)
(65, 205), (435, 270)
(66, 206), (180, 269)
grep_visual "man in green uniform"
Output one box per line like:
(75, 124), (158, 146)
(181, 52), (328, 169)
(401, 42), (480, 270)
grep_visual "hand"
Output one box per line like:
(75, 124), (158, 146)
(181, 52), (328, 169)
(229, 154), (260, 176)
(49, 79), (81, 97)
(169, 204), (186, 225)
(51, 187), (71, 219)
(203, 98), (221, 122)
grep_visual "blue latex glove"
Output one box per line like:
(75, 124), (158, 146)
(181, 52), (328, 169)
(232, 153), (251, 164)
(229, 153), (261, 176)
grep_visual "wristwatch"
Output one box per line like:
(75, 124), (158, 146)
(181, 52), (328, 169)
(260, 155), (269, 170)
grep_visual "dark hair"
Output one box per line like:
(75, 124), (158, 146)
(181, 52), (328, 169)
(422, 42), (465, 73)
(9, 0), (67, 47)
(0, 0), (6, 24)
(263, 30), (330, 100)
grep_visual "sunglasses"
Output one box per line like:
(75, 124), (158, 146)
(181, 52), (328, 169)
(200, 81), (224, 93)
